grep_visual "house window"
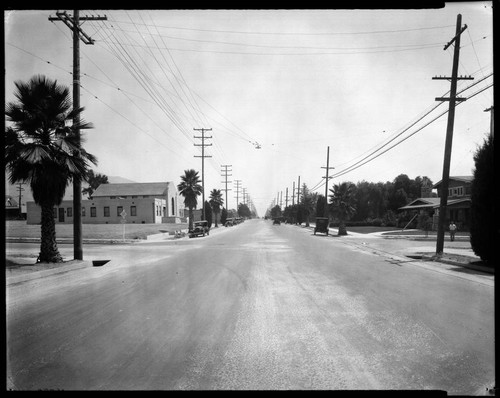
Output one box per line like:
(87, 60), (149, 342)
(131, 206), (137, 216)
(110, 196), (116, 199)
(143, 195), (149, 198)
(82, 207), (86, 217)
(117, 206), (123, 216)
(104, 206), (110, 217)
(67, 207), (73, 217)
(91, 207), (96, 217)
(171, 198), (175, 215)
(132, 196), (137, 199)
(456, 186), (463, 196)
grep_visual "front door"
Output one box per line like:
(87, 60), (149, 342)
(58, 207), (65, 222)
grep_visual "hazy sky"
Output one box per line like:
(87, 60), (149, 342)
(5, 4), (493, 216)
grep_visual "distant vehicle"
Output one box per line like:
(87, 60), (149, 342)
(314, 217), (329, 235)
(273, 218), (281, 225)
(189, 220), (210, 238)
(235, 217), (243, 224)
(225, 218), (234, 227)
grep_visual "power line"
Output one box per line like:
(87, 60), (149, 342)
(107, 19), (455, 36)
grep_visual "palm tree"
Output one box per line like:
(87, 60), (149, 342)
(300, 184), (316, 227)
(329, 182), (357, 236)
(177, 169), (202, 231)
(5, 75), (96, 263)
(209, 189), (224, 227)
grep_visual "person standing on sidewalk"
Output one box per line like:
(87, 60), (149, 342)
(449, 221), (457, 241)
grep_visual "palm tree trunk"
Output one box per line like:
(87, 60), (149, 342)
(188, 207), (194, 230)
(214, 211), (219, 227)
(338, 219), (347, 236)
(38, 204), (63, 263)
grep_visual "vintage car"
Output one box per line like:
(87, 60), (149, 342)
(314, 217), (329, 235)
(225, 218), (234, 227)
(273, 217), (281, 225)
(189, 220), (210, 238)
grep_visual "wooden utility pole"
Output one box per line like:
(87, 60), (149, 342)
(292, 181), (295, 206)
(285, 187), (289, 208)
(234, 179), (242, 211)
(194, 128), (212, 220)
(221, 165), (232, 211)
(296, 176), (301, 204)
(433, 14), (472, 255)
(16, 183), (25, 218)
(321, 146), (335, 217)
(48, 10), (107, 260)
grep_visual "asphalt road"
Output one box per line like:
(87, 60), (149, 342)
(6, 219), (495, 392)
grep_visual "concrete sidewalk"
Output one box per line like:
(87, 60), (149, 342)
(304, 224), (493, 275)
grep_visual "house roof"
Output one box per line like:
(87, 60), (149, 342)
(399, 197), (471, 211)
(92, 182), (172, 197)
(432, 176), (473, 188)
(398, 197), (440, 210)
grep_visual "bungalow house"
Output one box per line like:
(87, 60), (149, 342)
(26, 181), (185, 225)
(399, 176), (472, 230)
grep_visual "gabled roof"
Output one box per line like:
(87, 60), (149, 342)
(399, 197), (440, 210)
(92, 182), (172, 197)
(433, 176), (473, 188)
(399, 196), (471, 211)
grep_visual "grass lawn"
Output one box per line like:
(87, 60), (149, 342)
(5, 220), (188, 240)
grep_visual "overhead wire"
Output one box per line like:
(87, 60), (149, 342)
(310, 79), (493, 193)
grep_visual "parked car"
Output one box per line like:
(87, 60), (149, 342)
(189, 220), (210, 238)
(314, 217), (329, 235)
(273, 218), (281, 225)
(225, 218), (234, 227)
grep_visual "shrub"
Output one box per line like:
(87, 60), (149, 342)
(470, 135), (495, 264)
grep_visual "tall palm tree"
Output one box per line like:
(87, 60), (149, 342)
(177, 169), (202, 231)
(5, 75), (96, 263)
(209, 189), (224, 227)
(329, 182), (357, 236)
(300, 184), (316, 227)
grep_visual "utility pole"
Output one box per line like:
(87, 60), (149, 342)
(433, 14), (472, 255)
(234, 179), (242, 212)
(16, 183), (25, 218)
(280, 191), (283, 208)
(221, 164), (232, 210)
(321, 146), (335, 217)
(484, 106), (494, 138)
(242, 187), (247, 206)
(292, 181), (295, 206)
(285, 187), (289, 208)
(296, 176), (301, 204)
(49, 10), (107, 260)
(194, 128), (212, 220)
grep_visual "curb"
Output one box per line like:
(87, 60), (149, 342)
(416, 254), (494, 274)
(6, 237), (139, 244)
(6, 260), (92, 286)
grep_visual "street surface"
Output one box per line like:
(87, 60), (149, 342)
(6, 219), (494, 392)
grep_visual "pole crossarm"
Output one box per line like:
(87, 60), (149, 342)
(435, 97), (467, 102)
(432, 75), (474, 80)
(49, 11), (107, 44)
(443, 24), (467, 50)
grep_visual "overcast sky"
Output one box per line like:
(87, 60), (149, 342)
(5, 4), (493, 216)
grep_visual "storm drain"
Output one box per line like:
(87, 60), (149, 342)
(93, 260), (110, 267)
